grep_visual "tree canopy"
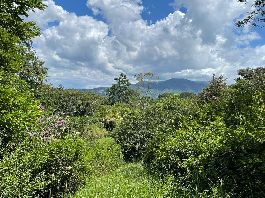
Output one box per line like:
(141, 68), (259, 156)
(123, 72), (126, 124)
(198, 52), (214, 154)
(0, 0), (46, 157)
(107, 73), (135, 104)
(0, 0), (47, 89)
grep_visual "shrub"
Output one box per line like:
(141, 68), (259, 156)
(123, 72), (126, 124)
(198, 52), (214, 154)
(112, 95), (200, 161)
(0, 75), (41, 158)
(179, 92), (197, 99)
(198, 75), (227, 104)
(81, 124), (108, 141)
(0, 136), (89, 198)
(144, 116), (265, 197)
(39, 86), (106, 116)
(31, 114), (73, 141)
(144, 118), (226, 179)
(97, 103), (132, 131)
(111, 109), (147, 161)
(0, 0), (45, 157)
(224, 67), (265, 129)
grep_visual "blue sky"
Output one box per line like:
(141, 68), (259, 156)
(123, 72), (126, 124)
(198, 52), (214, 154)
(29, 0), (265, 88)
(53, 0), (175, 23)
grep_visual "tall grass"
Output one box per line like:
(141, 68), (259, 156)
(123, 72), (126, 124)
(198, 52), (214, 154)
(73, 163), (174, 198)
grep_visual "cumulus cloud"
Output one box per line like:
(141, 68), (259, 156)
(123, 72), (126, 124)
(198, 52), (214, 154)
(29, 0), (265, 88)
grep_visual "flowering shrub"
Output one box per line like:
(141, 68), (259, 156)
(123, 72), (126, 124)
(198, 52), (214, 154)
(30, 114), (72, 141)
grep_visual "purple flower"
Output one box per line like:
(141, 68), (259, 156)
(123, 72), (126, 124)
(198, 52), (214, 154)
(56, 119), (65, 127)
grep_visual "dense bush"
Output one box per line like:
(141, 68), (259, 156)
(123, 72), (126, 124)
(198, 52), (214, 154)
(198, 75), (227, 104)
(0, 136), (89, 198)
(224, 67), (265, 129)
(97, 103), (132, 131)
(0, 0), (46, 157)
(112, 95), (200, 161)
(144, 116), (265, 197)
(111, 109), (146, 161)
(31, 114), (107, 142)
(143, 68), (265, 197)
(0, 76), (41, 158)
(39, 86), (106, 116)
(144, 118), (225, 179)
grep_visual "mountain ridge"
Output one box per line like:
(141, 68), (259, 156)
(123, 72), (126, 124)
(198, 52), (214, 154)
(82, 78), (208, 97)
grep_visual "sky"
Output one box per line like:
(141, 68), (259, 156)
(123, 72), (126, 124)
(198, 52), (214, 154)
(28, 0), (265, 88)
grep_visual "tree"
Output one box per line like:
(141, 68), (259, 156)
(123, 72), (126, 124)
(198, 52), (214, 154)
(0, 0), (47, 91)
(237, 0), (265, 27)
(198, 74), (227, 103)
(0, 0), (45, 157)
(224, 67), (265, 128)
(18, 49), (47, 92)
(107, 73), (135, 104)
(134, 72), (159, 98)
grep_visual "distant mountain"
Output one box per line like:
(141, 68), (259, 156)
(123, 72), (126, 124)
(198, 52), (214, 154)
(132, 78), (208, 93)
(86, 78), (208, 97)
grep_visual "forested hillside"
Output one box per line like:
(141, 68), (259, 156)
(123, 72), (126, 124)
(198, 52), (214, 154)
(88, 78), (208, 98)
(0, 0), (264, 198)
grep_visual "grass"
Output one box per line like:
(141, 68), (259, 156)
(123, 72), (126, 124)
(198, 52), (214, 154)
(73, 163), (174, 198)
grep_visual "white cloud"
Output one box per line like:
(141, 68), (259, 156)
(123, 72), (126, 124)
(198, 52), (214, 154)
(29, 0), (265, 88)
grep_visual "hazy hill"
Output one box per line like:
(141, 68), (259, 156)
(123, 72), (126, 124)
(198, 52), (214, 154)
(86, 78), (208, 97)
(132, 78), (207, 93)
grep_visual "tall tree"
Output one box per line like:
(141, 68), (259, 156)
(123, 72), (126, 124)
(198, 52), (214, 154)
(0, 0), (47, 89)
(107, 73), (134, 104)
(0, 0), (46, 157)
(199, 75), (227, 103)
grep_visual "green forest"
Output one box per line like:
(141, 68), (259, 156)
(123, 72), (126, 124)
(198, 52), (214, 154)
(0, 0), (264, 197)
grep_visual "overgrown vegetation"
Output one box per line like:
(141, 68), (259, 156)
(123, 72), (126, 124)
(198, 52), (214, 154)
(0, 1), (264, 197)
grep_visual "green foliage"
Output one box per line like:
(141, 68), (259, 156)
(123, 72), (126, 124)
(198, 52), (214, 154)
(66, 116), (108, 141)
(0, 0), (46, 89)
(224, 67), (265, 129)
(199, 75), (227, 104)
(144, 116), (265, 197)
(143, 68), (265, 197)
(97, 103), (132, 131)
(112, 95), (200, 161)
(179, 92), (196, 99)
(111, 108), (146, 161)
(39, 86), (106, 116)
(81, 124), (108, 141)
(0, 0), (45, 42)
(85, 137), (124, 176)
(31, 114), (75, 141)
(0, 136), (89, 198)
(0, 0), (46, 157)
(107, 73), (137, 104)
(73, 163), (175, 198)
(0, 75), (41, 157)
(144, 118), (225, 178)
(18, 50), (47, 92)
(158, 92), (177, 99)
